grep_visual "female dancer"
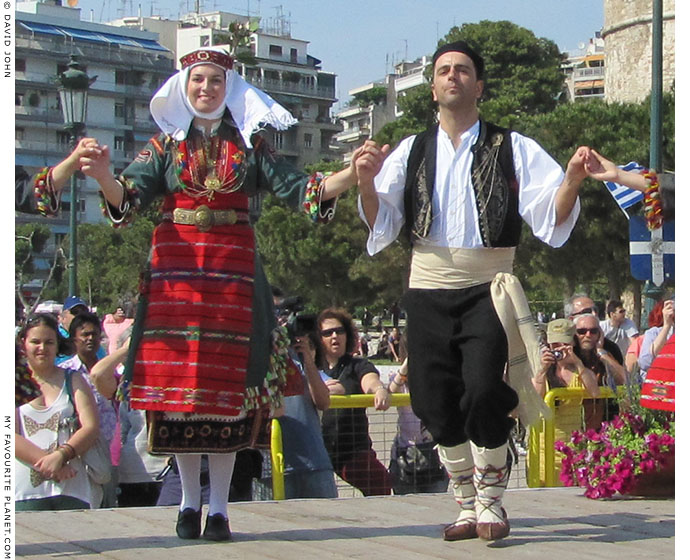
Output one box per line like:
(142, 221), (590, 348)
(34, 46), (359, 539)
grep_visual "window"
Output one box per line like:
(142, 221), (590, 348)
(269, 44), (282, 57)
(200, 35), (210, 47)
(114, 136), (125, 151)
(273, 132), (283, 150)
(15, 128), (25, 141)
(56, 131), (71, 147)
(16, 59), (26, 72)
(290, 48), (297, 63)
(15, 92), (24, 106)
(304, 133), (312, 148)
(59, 198), (85, 213)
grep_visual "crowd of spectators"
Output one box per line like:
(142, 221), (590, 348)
(16, 288), (673, 510)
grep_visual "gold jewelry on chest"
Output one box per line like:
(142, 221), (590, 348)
(173, 134), (248, 201)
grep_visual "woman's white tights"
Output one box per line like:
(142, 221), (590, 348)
(175, 452), (237, 518)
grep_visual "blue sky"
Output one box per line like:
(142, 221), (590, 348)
(71, 0), (604, 109)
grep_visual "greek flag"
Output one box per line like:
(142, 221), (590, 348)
(603, 161), (645, 218)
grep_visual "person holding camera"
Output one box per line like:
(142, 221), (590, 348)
(270, 288), (337, 498)
(531, 318), (601, 487)
(278, 332), (338, 498)
(533, 318), (600, 401)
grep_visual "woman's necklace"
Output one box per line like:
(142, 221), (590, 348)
(203, 136), (222, 191)
(174, 126), (247, 201)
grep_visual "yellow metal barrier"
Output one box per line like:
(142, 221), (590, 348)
(270, 418), (285, 500)
(269, 393), (412, 499)
(327, 393), (411, 409)
(527, 387), (616, 488)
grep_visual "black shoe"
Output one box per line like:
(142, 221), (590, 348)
(176, 508), (202, 539)
(203, 513), (232, 541)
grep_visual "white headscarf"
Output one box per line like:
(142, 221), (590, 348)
(150, 46), (297, 144)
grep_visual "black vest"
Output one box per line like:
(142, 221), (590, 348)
(403, 121), (521, 248)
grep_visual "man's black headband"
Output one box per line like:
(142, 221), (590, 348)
(432, 41), (484, 80)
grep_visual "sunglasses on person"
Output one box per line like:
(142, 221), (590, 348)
(572, 307), (596, 317)
(320, 326), (346, 337)
(576, 327), (599, 335)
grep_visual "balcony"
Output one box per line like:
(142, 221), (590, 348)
(95, 82), (160, 98)
(16, 35), (174, 72)
(395, 72), (426, 93)
(333, 126), (369, 144)
(574, 67), (605, 79)
(15, 105), (63, 122)
(111, 149), (135, 163)
(16, 139), (70, 155)
(244, 75), (335, 101)
(336, 105), (370, 120)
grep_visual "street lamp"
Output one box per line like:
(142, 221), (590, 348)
(57, 55), (95, 297)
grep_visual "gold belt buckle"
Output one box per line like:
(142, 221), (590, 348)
(194, 205), (213, 232)
(225, 209), (238, 225)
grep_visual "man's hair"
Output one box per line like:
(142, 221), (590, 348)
(69, 311), (102, 338)
(563, 292), (595, 318)
(316, 307), (357, 355)
(574, 313), (601, 331)
(606, 300), (623, 316)
(432, 40), (485, 80)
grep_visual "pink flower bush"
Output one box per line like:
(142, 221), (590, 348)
(557, 406), (674, 499)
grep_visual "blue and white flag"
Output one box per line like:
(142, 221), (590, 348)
(603, 161), (645, 218)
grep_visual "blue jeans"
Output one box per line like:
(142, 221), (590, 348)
(283, 469), (338, 499)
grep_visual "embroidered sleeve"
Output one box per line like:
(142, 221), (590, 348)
(251, 135), (336, 222)
(99, 136), (167, 227)
(98, 177), (140, 229)
(33, 168), (60, 216)
(303, 172), (337, 224)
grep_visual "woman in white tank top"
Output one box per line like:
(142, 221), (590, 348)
(15, 314), (100, 510)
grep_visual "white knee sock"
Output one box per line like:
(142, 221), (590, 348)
(176, 453), (202, 512)
(207, 452), (236, 518)
(436, 442), (476, 524)
(471, 442), (509, 524)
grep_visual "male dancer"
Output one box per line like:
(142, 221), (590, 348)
(355, 41), (590, 541)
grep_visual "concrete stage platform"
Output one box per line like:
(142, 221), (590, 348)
(16, 487), (674, 559)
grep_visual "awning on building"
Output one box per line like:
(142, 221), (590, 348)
(20, 21), (65, 37)
(19, 21), (169, 52)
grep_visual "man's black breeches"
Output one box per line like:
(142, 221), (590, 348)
(402, 283), (519, 449)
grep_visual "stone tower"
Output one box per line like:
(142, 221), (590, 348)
(602, 0), (675, 103)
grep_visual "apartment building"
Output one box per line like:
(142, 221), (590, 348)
(16, 1), (175, 233)
(333, 56), (431, 163)
(561, 34), (606, 102)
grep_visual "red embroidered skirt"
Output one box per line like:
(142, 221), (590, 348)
(641, 334), (674, 412)
(129, 191), (255, 417)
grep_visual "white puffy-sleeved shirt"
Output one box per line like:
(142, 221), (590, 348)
(360, 121), (580, 255)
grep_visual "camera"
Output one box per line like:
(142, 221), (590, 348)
(275, 295), (317, 342)
(552, 350), (564, 361)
